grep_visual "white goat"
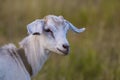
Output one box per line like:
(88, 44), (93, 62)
(0, 15), (85, 80)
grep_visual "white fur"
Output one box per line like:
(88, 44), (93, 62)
(19, 35), (50, 76)
(0, 44), (30, 80)
(0, 15), (85, 80)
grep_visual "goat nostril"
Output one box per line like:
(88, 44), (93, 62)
(63, 44), (69, 50)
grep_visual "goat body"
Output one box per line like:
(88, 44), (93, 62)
(0, 44), (30, 80)
(0, 36), (49, 80)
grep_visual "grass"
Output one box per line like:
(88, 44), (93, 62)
(0, 0), (120, 80)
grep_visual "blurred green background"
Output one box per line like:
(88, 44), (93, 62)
(0, 0), (120, 80)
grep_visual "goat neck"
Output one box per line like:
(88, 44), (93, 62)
(19, 35), (50, 77)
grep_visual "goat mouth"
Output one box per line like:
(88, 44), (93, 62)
(57, 48), (69, 55)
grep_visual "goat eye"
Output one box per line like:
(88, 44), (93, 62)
(45, 29), (51, 32)
(45, 28), (55, 38)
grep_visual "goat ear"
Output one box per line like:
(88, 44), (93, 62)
(65, 20), (85, 33)
(27, 19), (44, 35)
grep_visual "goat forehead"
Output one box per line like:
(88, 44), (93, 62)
(47, 16), (64, 28)
(53, 20), (64, 27)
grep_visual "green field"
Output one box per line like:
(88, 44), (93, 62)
(0, 0), (120, 80)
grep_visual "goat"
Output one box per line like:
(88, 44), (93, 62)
(0, 15), (85, 80)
